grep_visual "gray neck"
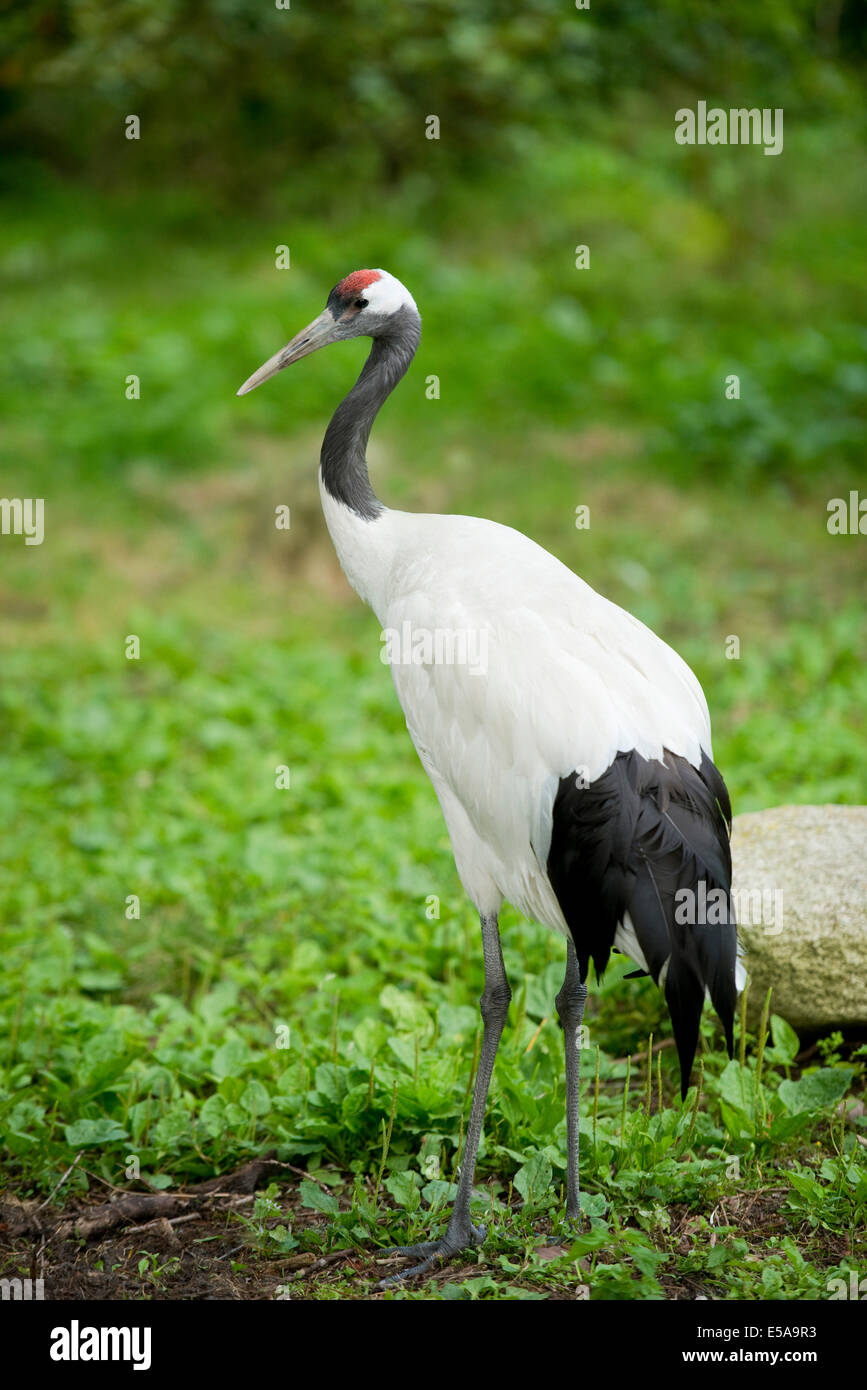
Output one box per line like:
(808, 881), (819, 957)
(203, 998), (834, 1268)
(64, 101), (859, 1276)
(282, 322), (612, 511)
(320, 306), (421, 520)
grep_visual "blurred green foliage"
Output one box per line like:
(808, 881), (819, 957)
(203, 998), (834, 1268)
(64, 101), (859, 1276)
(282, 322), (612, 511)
(4, 0), (867, 197)
(3, 4), (866, 488)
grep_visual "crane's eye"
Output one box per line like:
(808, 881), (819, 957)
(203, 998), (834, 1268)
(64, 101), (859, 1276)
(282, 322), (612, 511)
(354, 297), (368, 309)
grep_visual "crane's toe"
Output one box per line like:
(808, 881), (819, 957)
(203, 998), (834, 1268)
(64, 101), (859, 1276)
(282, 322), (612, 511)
(376, 1221), (486, 1287)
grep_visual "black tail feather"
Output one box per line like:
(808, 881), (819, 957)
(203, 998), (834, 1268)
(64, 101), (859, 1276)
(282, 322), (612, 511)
(546, 748), (738, 1098)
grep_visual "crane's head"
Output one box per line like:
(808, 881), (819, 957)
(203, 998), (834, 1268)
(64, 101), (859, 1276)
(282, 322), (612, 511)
(236, 269), (418, 396)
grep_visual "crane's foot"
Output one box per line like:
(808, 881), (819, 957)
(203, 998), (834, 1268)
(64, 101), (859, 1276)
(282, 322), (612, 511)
(561, 1212), (588, 1238)
(375, 1220), (486, 1287)
(559, 1188), (591, 1233)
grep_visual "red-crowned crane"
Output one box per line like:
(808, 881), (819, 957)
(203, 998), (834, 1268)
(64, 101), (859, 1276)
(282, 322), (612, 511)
(238, 269), (741, 1282)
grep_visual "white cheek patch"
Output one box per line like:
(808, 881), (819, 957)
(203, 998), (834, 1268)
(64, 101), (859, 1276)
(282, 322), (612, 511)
(364, 271), (418, 318)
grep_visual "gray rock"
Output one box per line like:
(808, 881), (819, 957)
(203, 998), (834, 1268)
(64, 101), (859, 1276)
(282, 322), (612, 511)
(730, 804), (867, 1030)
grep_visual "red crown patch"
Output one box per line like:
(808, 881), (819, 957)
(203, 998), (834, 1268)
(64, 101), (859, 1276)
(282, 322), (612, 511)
(337, 269), (382, 297)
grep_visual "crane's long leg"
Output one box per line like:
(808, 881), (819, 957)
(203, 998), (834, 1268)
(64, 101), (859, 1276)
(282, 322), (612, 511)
(378, 913), (510, 1284)
(555, 937), (588, 1222)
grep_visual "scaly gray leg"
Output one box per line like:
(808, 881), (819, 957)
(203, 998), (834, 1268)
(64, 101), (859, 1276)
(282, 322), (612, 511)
(378, 913), (510, 1284)
(555, 937), (588, 1223)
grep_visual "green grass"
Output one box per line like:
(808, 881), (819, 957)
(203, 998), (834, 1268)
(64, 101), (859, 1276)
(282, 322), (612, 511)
(1, 117), (866, 1297)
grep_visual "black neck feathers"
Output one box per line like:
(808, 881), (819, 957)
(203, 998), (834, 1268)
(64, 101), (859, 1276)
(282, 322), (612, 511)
(320, 306), (421, 520)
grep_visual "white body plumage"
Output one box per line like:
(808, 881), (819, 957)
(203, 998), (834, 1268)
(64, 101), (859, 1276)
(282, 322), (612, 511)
(321, 482), (717, 976)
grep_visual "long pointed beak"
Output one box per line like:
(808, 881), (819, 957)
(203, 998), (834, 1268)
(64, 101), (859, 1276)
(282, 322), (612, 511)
(236, 309), (339, 396)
